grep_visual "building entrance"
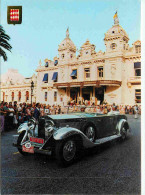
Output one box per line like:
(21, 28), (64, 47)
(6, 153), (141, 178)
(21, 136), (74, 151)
(95, 87), (104, 104)
(82, 87), (92, 101)
(70, 88), (79, 103)
(83, 94), (90, 101)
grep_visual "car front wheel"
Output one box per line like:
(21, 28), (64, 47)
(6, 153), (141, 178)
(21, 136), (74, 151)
(55, 138), (77, 166)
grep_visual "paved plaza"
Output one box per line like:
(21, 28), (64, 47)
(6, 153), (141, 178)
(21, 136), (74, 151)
(1, 114), (141, 194)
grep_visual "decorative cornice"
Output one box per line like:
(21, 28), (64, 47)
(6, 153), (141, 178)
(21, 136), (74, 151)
(123, 55), (141, 60)
(93, 59), (105, 63)
(36, 52), (141, 73)
(0, 84), (37, 89)
(36, 66), (58, 72)
(104, 35), (129, 41)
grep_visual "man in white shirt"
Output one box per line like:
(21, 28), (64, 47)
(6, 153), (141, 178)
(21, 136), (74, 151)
(8, 103), (14, 130)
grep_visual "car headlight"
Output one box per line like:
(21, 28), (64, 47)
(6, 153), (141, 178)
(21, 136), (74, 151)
(27, 118), (36, 130)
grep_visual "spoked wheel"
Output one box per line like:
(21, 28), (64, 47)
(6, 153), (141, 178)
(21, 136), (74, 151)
(84, 125), (96, 142)
(17, 131), (29, 156)
(55, 138), (78, 166)
(63, 140), (76, 162)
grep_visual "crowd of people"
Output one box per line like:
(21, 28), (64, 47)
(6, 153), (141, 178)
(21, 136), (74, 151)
(0, 101), (141, 132)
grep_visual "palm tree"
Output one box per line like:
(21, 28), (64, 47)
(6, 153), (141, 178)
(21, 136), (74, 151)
(0, 25), (12, 61)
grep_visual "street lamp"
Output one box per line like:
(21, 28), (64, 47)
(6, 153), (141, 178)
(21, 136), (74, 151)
(31, 80), (34, 105)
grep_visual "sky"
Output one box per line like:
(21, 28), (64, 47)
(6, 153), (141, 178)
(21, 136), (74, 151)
(1, 0), (141, 77)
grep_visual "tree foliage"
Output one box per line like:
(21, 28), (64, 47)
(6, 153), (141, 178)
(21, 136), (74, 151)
(0, 25), (12, 61)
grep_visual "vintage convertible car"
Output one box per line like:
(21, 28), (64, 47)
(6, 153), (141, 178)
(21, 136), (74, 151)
(13, 107), (130, 166)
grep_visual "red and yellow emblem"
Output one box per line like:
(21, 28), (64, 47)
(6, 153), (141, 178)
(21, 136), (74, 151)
(7, 6), (22, 24)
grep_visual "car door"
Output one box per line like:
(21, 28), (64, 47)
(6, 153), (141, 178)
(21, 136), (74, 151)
(105, 115), (117, 136)
(97, 115), (114, 138)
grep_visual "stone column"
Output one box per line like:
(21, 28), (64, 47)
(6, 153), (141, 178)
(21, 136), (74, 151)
(91, 86), (96, 104)
(21, 90), (26, 103)
(66, 87), (70, 104)
(79, 87), (83, 104)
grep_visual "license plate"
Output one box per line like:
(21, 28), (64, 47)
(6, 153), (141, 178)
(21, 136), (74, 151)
(30, 137), (44, 144)
(22, 145), (34, 153)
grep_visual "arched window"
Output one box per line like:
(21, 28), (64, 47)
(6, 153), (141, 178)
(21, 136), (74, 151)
(97, 67), (103, 78)
(54, 91), (57, 102)
(3, 92), (5, 102)
(45, 61), (49, 67)
(26, 91), (29, 102)
(12, 92), (14, 101)
(110, 43), (117, 49)
(18, 91), (21, 102)
(62, 54), (65, 59)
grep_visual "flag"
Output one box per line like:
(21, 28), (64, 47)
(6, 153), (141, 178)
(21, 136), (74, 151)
(7, 6), (22, 24)
(113, 11), (117, 19)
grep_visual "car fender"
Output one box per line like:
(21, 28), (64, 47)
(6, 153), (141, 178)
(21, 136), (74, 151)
(53, 126), (96, 148)
(117, 119), (130, 135)
(17, 123), (38, 136)
(17, 123), (29, 134)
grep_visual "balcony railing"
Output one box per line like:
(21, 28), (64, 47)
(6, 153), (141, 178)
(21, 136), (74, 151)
(53, 80), (122, 88)
(97, 77), (104, 80)
(41, 82), (53, 88)
(128, 76), (141, 84)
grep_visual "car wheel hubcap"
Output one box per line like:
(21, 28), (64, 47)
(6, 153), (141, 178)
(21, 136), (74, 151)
(121, 127), (127, 139)
(86, 126), (95, 142)
(63, 140), (76, 162)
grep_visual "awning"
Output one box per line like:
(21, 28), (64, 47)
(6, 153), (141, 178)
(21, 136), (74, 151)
(70, 69), (77, 77)
(52, 72), (58, 81)
(54, 60), (58, 66)
(134, 62), (141, 68)
(43, 73), (48, 82)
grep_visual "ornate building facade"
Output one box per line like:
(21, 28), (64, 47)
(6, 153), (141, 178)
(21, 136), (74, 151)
(0, 69), (37, 104)
(0, 14), (141, 106)
(36, 15), (141, 106)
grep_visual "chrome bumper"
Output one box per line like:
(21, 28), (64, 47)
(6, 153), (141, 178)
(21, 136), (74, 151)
(12, 135), (52, 156)
(13, 143), (52, 156)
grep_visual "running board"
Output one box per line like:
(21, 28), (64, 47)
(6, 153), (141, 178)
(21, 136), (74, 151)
(94, 134), (121, 145)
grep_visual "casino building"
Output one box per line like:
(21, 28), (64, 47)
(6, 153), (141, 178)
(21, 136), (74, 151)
(35, 14), (141, 106)
(0, 14), (141, 106)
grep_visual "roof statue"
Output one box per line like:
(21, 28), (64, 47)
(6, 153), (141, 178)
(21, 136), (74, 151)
(113, 11), (119, 25)
(66, 27), (69, 38)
